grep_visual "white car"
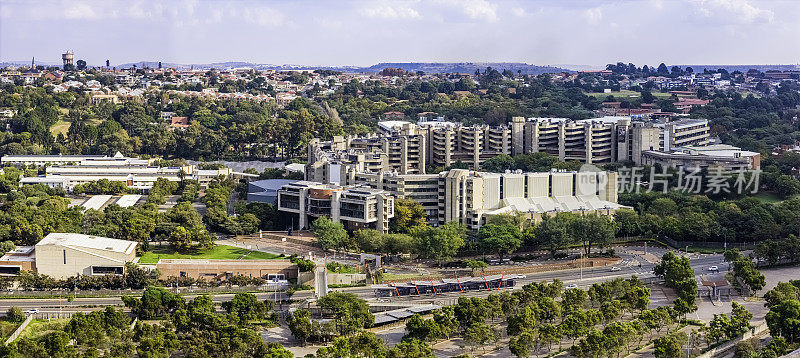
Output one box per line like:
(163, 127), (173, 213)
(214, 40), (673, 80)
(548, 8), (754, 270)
(708, 266), (719, 272)
(566, 284), (578, 289)
(611, 266), (621, 272)
(24, 309), (39, 315)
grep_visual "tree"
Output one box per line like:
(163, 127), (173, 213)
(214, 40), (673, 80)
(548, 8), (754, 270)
(222, 292), (267, 324)
(653, 332), (686, 358)
(413, 222), (465, 264)
(464, 259), (487, 275)
(317, 292), (374, 336)
(731, 257), (765, 295)
(464, 323), (494, 353)
(404, 314), (440, 342)
(391, 199), (428, 234)
(311, 216), (350, 251)
(766, 299), (800, 343)
(287, 309), (313, 345)
(76, 60), (87, 71)
(509, 330), (536, 358)
(570, 214), (616, 257)
(477, 223), (522, 260)
(534, 213), (574, 257)
(481, 154), (515, 173)
(387, 339), (435, 358)
(764, 282), (800, 307)
(6, 307), (24, 322)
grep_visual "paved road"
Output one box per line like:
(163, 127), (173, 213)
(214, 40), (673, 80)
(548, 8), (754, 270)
(0, 250), (727, 314)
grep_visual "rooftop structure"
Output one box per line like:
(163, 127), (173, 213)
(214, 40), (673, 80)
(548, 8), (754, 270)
(277, 181), (395, 233)
(34, 233), (137, 279)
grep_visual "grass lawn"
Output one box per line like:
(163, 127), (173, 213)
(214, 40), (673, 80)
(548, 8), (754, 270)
(22, 319), (69, 339)
(49, 120), (71, 137)
(752, 191), (789, 204)
(585, 90), (673, 99)
(138, 245), (282, 264)
(0, 319), (21, 340)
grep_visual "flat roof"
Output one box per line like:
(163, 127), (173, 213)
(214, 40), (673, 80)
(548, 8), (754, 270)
(115, 195), (142, 208)
(36, 233), (137, 255)
(81, 195), (113, 210)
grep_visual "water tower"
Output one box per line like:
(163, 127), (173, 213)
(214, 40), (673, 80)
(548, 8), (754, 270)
(62, 51), (74, 69)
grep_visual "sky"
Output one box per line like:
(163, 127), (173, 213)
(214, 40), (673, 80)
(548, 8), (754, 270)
(1, 0), (799, 67)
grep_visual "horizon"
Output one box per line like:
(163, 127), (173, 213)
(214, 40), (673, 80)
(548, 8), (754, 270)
(2, 0), (799, 67)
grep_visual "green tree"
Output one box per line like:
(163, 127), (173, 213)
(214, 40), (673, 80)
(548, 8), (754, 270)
(390, 199), (429, 234)
(534, 213), (574, 257)
(766, 299), (800, 343)
(5, 307), (24, 322)
(311, 216), (350, 251)
(317, 292), (374, 336)
(287, 309), (313, 345)
(653, 332), (686, 358)
(222, 292), (267, 324)
(570, 214), (616, 257)
(477, 223), (522, 260)
(731, 257), (766, 296)
(413, 222), (465, 264)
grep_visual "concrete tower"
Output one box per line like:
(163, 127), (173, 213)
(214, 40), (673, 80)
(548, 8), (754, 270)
(62, 51), (74, 69)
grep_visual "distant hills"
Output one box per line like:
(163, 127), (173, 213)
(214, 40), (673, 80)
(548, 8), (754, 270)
(111, 62), (572, 75)
(2, 60), (797, 75)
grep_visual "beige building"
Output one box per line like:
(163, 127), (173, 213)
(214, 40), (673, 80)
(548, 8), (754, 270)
(156, 259), (298, 282)
(641, 144), (761, 171)
(437, 169), (624, 230)
(277, 181), (395, 233)
(341, 168), (625, 231)
(33, 233), (137, 279)
(306, 117), (710, 177)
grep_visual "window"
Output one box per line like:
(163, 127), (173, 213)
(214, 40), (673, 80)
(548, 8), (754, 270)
(92, 266), (124, 275)
(63, 250), (66, 265)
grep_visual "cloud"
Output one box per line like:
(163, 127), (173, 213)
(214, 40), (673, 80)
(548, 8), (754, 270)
(458, 0), (498, 22)
(691, 0), (774, 24)
(583, 7), (603, 23)
(359, 3), (420, 19)
(243, 6), (285, 27)
(63, 2), (100, 20)
(511, 7), (525, 17)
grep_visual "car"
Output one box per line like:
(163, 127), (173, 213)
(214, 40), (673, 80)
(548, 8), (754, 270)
(708, 266), (719, 272)
(24, 309), (39, 315)
(566, 284), (578, 289)
(610, 266), (621, 272)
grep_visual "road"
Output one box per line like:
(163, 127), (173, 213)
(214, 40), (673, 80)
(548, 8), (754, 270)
(0, 248), (727, 314)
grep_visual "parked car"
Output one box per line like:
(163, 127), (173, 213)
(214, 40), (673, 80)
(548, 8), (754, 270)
(566, 284), (578, 289)
(24, 309), (39, 315)
(610, 266), (621, 272)
(708, 266), (719, 272)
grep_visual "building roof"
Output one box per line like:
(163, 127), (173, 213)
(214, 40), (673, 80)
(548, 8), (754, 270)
(36, 233), (137, 255)
(115, 195), (142, 208)
(250, 179), (300, 192)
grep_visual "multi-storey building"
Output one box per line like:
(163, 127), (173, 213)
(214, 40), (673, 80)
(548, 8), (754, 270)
(12, 155), (232, 192)
(307, 117), (711, 179)
(336, 168), (625, 231)
(277, 181), (395, 233)
(343, 171), (441, 221)
(436, 169), (623, 230)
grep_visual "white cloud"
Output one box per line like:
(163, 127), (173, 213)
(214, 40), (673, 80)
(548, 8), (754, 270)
(583, 7), (603, 23)
(63, 2), (100, 20)
(691, 0), (774, 24)
(243, 7), (285, 27)
(359, 3), (420, 19)
(458, 0), (498, 22)
(512, 7), (525, 17)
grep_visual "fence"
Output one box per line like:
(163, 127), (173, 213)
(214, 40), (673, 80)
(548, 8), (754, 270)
(0, 283), (290, 299)
(696, 323), (769, 358)
(4, 315), (32, 345)
(483, 257), (621, 275)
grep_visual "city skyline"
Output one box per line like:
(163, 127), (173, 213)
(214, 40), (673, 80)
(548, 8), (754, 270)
(2, 0), (799, 67)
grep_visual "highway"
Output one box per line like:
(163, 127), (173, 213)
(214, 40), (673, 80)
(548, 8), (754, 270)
(0, 250), (727, 314)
